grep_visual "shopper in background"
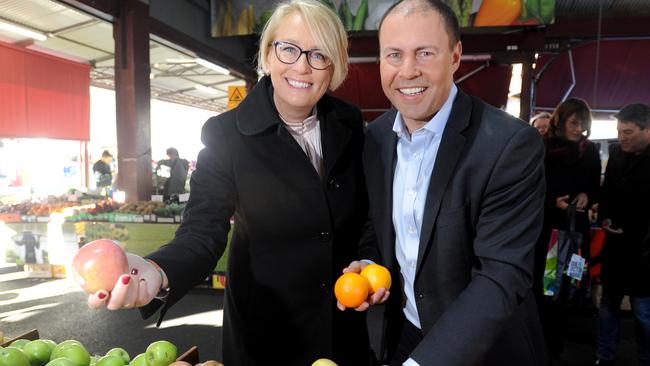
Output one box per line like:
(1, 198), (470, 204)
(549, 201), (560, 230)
(349, 1), (547, 365)
(595, 103), (650, 366)
(531, 111), (552, 137)
(156, 147), (189, 198)
(92, 150), (113, 193)
(536, 97), (601, 359)
(75, 1), (373, 365)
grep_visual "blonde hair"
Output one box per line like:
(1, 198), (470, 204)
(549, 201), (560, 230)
(257, 0), (349, 91)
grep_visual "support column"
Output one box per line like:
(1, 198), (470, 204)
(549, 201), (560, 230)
(113, 0), (151, 201)
(520, 59), (534, 122)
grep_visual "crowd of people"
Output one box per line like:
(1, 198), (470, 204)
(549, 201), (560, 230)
(70, 0), (649, 365)
(531, 100), (650, 366)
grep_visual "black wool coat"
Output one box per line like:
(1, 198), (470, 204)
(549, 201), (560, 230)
(144, 76), (371, 365)
(599, 144), (650, 296)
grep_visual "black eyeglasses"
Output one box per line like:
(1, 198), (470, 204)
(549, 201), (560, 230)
(272, 41), (332, 70)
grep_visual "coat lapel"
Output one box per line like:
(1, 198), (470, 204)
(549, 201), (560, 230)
(375, 110), (398, 268)
(320, 97), (352, 181)
(416, 91), (473, 274)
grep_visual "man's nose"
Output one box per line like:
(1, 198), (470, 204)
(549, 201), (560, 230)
(398, 56), (421, 79)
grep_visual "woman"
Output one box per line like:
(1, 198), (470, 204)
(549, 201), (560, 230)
(530, 111), (552, 137)
(81, 1), (372, 364)
(534, 97), (601, 357)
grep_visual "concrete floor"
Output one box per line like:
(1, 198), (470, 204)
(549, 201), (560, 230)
(0, 264), (641, 365)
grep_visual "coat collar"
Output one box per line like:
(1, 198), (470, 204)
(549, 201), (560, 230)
(234, 75), (353, 180)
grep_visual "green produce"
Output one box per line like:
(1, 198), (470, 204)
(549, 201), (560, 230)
(105, 348), (129, 364)
(50, 343), (90, 366)
(10, 339), (30, 349)
(338, 0), (353, 30)
(128, 354), (147, 366)
(352, 0), (368, 31)
(0, 347), (30, 366)
(45, 359), (76, 366)
(95, 355), (124, 366)
(23, 340), (53, 366)
(145, 341), (177, 366)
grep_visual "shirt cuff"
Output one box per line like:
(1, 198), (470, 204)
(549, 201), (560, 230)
(361, 259), (375, 265)
(403, 358), (420, 366)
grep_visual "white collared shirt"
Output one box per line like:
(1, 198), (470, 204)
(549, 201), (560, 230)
(280, 108), (324, 177)
(392, 84), (457, 333)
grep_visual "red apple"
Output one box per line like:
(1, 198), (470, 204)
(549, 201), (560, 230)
(72, 239), (129, 294)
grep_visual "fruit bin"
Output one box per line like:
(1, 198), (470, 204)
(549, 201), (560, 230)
(1, 328), (201, 364)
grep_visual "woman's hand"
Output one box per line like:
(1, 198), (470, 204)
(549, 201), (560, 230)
(87, 253), (162, 310)
(572, 193), (589, 211)
(336, 261), (390, 312)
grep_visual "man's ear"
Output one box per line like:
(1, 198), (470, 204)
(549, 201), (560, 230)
(451, 41), (462, 72)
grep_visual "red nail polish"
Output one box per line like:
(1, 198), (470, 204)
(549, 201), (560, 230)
(122, 276), (131, 285)
(98, 292), (107, 299)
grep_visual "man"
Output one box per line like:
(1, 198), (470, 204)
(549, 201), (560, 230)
(156, 147), (189, 198)
(93, 150), (113, 190)
(354, 1), (548, 365)
(595, 103), (650, 366)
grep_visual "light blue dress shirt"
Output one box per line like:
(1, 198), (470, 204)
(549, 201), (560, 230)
(392, 85), (457, 366)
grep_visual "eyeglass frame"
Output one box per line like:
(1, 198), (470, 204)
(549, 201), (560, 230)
(271, 40), (332, 70)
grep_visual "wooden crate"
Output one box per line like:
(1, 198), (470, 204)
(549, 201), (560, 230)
(0, 329), (39, 347)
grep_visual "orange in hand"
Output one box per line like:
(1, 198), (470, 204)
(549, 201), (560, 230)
(360, 264), (392, 294)
(334, 273), (370, 308)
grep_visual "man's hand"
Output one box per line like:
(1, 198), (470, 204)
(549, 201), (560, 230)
(572, 192), (589, 211)
(87, 253), (162, 310)
(555, 195), (570, 210)
(336, 261), (390, 312)
(602, 218), (623, 234)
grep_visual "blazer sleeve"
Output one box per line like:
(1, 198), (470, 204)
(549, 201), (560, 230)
(140, 116), (236, 321)
(411, 126), (545, 366)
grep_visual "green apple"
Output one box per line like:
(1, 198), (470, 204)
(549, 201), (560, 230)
(22, 340), (53, 366)
(45, 358), (77, 366)
(145, 341), (177, 366)
(95, 355), (124, 366)
(41, 340), (57, 351)
(0, 347), (30, 366)
(50, 340), (82, 359)
(128, 354), (147, 366)
(105, 348), (129, 364)
(50, 343), (90, 366)
(89, 356), (99, 366)
(312, 359), (338, 366)
(10, 339), (30, 349)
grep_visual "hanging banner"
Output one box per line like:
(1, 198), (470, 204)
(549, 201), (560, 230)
(210, 0), (555, 37)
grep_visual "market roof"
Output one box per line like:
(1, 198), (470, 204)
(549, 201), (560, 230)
(0, 0), (244, 113)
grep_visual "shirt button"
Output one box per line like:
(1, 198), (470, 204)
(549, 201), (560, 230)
(407, 189), (416, 197)
(417, 293), (424, 299)
(319, 232), (331, 242)
(413, 152), (421, 159)
(410, 262), (417, 270)
(408, 226), (417, 234)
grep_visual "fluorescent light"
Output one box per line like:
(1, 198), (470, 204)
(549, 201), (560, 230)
(0, 19), (47, 41)
(194, 84), (219, 94)
(195, 58), (230, 75)
(165, 58), (194, 64)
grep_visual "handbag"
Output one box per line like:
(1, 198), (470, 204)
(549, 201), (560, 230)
(543, 204), (587, 302)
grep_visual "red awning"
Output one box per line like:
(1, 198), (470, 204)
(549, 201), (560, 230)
(535, 39), (650, 115)
(0, 41), (91, 141)
(333, 61), (512, 122)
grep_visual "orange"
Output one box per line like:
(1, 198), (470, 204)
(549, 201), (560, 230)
(360, 264), (392, 294)
(334, 273), (370, 308)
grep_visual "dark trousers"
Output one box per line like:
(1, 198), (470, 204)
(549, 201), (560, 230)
(388, 319), (423, 366)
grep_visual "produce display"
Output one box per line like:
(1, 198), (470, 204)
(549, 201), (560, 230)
(0, 337), (222, 366)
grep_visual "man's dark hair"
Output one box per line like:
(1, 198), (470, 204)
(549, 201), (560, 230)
(378, 0), (460, 50)
(101, 150), (113, 158)
(166, 147), (179, 159)
(613, 103), (650, 130)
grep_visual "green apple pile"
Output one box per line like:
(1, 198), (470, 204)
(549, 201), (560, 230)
(0, 338), (183, 366)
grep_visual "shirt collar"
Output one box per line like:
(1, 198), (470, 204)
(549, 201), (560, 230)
(392, 84), (458, 139)
(280, 107), (319, 135)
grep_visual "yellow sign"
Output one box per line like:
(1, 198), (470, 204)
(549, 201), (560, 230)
(227, 86), (247, 110)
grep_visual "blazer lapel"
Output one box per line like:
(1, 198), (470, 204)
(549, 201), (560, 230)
(376, 110), (398, 268)
(416, 91), (473, 274)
